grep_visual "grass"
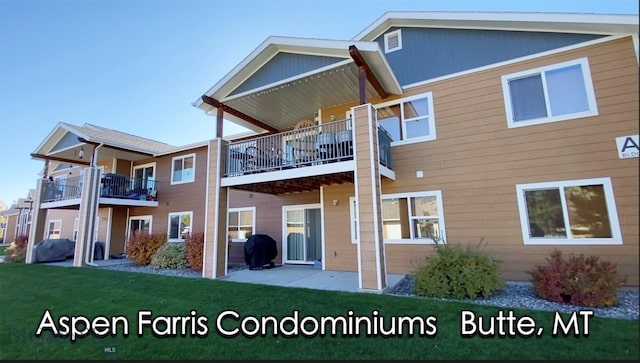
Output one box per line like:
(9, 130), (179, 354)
(0, 263), (638, 360)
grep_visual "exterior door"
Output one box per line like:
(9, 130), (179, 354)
(283, 205), (321, 264)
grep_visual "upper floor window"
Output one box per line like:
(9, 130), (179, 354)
(502, 58), (598, 128)
(228, 207), (255, 242)
(376, 92), (435, 145)
(380, 191), (445, 244)
(168, 211), (192, 242)
(384, 29), (402, 53)
(515, 178), (621, 245)
(171, 154), (195, 184)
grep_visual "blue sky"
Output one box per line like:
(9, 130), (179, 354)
(0, 0), (637, 206)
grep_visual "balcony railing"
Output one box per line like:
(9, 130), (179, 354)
(224, 118), (355, 177)
(100, 174), (158, 201)
(378, 126), (393, 169)
(41, 175), (159, 203)
(42, 177), (83, 203)
(224, 118), (394, 177)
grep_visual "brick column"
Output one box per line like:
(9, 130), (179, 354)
(352, 104), (387, 292)
(203, 139), (229, 278)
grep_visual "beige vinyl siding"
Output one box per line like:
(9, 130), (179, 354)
(44, 209), (79, 241)
(129, 146), (209, 241)
(229, 189), (320, 266)
(376, 36), (638, 284)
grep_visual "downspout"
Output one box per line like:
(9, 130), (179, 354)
(85, 143), (103, 267)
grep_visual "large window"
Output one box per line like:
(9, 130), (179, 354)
(380, 191), (445, 244)
(47, 220), (62, 239)
(228, 207), (255, 242)
(516, 178), (621, 245)
(171, 154), (195, 184)
(376, 92), (435, 145)
(167, 212), (192, 242)
(502, 58), (597, 128)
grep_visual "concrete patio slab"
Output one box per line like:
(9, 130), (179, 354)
(222, 264), (405, 293)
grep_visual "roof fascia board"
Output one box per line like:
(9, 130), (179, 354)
(196, 36), (382, 104)
(354, 11), (640, 41)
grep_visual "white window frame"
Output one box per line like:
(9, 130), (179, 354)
(167, 211), (192, 242)
(384, 29), (402, 54)
(228, 207), (256, 243)
(502, 57), (598, 128)
(127, 215), (153, 240)
(516, 177), (622, 245)
(170, 153), (196, 185)
(374, 92), (436, 146)
(47, 219), (62, 239)
(381, 191), (446, 244)
(132, 162), (157, 191)
(349, 197), (359, 244)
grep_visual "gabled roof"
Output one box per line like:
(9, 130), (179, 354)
(32, 122), (179, 170)
(354, 11), (639, 41)
(193, 36), (402, 131)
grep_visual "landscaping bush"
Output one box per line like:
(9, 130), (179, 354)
(530, 250), (626, 307)
(413, 239), (504, 299)
(150, 243), (188, 269)
(4, 235), (29, 263)
(125, 232), (166, 266)
(185, 232), (204, 271)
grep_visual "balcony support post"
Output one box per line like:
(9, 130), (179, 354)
(352, 103), (388, 293)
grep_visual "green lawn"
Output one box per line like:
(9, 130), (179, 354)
(0, 263), (637, 360)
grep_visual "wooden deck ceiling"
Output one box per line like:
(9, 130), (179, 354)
(229, 171), (354, 195)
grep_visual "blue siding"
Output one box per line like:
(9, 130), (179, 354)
(231, 53), (346, 95)
(51, 131), (81, 152)
(377, 27), (604, 86)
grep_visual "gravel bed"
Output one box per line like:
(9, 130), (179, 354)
(98, 262), (637, 320)
(389, 275), (639, 320)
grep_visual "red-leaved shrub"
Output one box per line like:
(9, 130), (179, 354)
(530, 250), (626, 307)
(185, 232), (204, 271)
(125, 232), (167, 266)
(4, 234), (29, 263)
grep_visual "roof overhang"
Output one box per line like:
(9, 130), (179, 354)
(355, 11), (639, 40)
(194, 36), (402, 132)
(31, 123), (159, 171)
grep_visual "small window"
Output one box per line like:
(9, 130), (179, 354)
(502, 58), (597, 128)
(516, 178), (621, 245)
(171, 154), (195, 184)
(73, 218), (79, 241)
(167, 212), (192, 242)
(384, 29), (402, 53)
(47, 220), (62, 239)
(381, 191), (445, 244)
(349, 197), (358, 244)
(376, 92), (435, 145)
(228, 207), (255, 242)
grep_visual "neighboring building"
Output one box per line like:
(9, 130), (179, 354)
(0, 191), (35, 244)
(27, 12), (639, 289)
